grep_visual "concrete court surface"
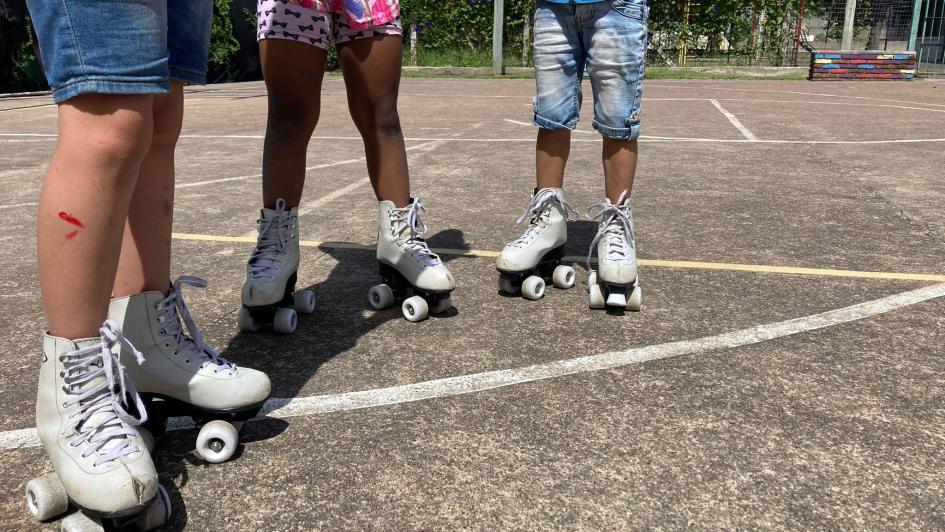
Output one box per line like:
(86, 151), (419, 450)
(1, 77), (944, 530)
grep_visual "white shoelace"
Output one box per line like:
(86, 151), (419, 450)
(509, 188), (577, 248)
(248, 199), (292, 281)
(585, 190), (636, 272)
(61, 320), (148, 467)
(389, 198), (441, 268)
(154, 276), (237, 375)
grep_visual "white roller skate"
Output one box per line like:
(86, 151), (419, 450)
(586, 190), (642, 311)
(26, 320), (172, 531)
(109, 277), (272, 464)
(368, 198), (455, 322)
(238, 198), (316, 334)
(496, 187), (578, 300)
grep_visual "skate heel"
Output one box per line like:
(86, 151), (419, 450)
(369, 262), (453, 322)
(588, 272), (643, 312)
(497, 245), (575, 300)
(140, 395), (266, 464)
(237, 272), (316, 334)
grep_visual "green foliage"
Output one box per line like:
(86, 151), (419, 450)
(209, 0), (241, 76)
(0, 14), (45, 93)
(400, 0), (536, 66)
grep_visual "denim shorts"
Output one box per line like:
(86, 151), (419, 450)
(26, 0), (213, 104)
(533, 0), (648, 139)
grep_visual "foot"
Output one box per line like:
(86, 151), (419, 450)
(35, 321), (158, 516)
(587, 190), (638, 286)
(496, 187), (575, 273)
(242, 198), (300, 308)
(109, 277), (271, 412)
(376, 198), (454, 293)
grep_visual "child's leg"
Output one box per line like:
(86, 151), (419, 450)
(260, 39), (328, 208)
(533, 2), (584, 190)
(38, 95), (154, 339)
(585, 1), (647, 203)
(338, 36), (410, 208)
(602, 137), (639, 202)
(112, 81), (184, 297)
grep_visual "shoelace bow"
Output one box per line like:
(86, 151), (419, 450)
(249, 198), (292, 280)
(510, 188), (577, 248)
(61, 319), (148, 467)
(585, 190), (636, 273)
(155, 276), (237, 375)
(389, 198), (441, 267)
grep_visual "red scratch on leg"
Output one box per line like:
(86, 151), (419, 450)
(65, 230), (78, 240)
(58, 211), (85, 228)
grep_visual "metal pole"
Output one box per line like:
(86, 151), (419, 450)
(493, 0), (505, 75)
(792, 0), (807, 66)
(907, 0), (922, 51)
(841, 0), (857, 50)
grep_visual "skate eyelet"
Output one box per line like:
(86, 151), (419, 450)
(163, 342), (171, 349)
(185, 359), (191, 364)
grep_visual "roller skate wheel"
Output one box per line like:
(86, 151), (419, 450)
(431, 296), (452, 315)
(196, 420), (239, 464)
(368, 284), (394, 310)
(134, 484), (172, 531)
(273, 307), (298, 334)
(606, 291), (627, 308)
(588, 272), (605, 309)
(25, 473), (68, 521)
(497, 275), (519, 295)
(627, 285), (642, 312)
(521, 276), (545, 301)
(552, 265), (576, 289)
(60, 511), (104, 532)
(402, 296), (429, 322)
(293, 289), (316, 315)
(236, 308), (259, 333)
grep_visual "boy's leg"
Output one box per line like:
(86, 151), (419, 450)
(113, 81), (183, 298)
(338, 35), (410, 208)
(533, 3), (583, 189)
(39, 95), (155, 339)
(259, 39), (328, 208)
(585, 0), (648, 202)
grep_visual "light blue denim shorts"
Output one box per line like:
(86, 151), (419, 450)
(26, 0), (213, 104)
(533, 0), (648, 139)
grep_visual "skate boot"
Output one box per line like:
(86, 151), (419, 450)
(496, 187), (578, 300)
(238, 198), (316, 334)
(26, 320), (171, 531)
(109, 276), (272, 464)
(368, 198), (455, 322)
(586, 190), (642, 311)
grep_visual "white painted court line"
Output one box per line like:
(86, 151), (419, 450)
(3, 282), (943, 451)
(0, 201), (37, 210)
(176, 141), (439, 190)
(709, 99), (758, 141)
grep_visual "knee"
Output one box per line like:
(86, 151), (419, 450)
(88, 107), (154, 165)
(151, 109), (183, 151)
(366, 97), (402, 138)
(268, 95), (319, 144)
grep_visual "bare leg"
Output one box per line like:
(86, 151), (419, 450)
(536, 128), (571, 190)
(259, 39), (328, 208)
(113, 81), (185, 298)
(338, 36), (410, 208)
(602, 137), (639, 202)
(38, 94), (154, 338)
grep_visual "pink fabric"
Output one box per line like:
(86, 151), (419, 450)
(281, 0), (399, 29)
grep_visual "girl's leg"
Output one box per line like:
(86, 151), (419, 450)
(338, 36), (410, 208)
(602, 138), (639, 203)
(38, 94), (154, 338)
(113, 80), (184, 298)
(259, 39), (328, 208)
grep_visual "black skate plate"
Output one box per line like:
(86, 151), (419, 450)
(243, 272), (299, 323)
(143, 393), (268, 427)
(497, 245), (567, 287)
(378, 262), (453, 303)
